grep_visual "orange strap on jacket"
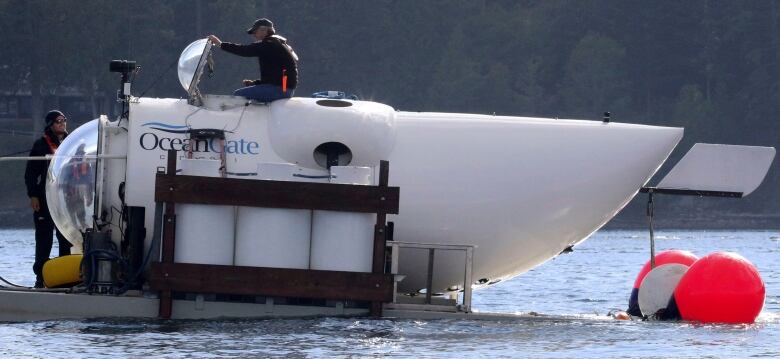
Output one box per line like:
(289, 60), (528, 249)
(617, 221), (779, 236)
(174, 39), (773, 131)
(43, 134), (59, 154)
(282, 68), (288, 93)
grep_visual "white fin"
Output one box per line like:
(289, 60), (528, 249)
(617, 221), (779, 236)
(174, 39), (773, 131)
(657, 143), (775, 196)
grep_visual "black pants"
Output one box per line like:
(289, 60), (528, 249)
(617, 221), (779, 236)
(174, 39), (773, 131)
(32, 203), (72, 282)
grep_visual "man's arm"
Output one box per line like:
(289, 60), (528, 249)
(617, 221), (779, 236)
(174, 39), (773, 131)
(24, 141), (45, 211)
(209, 33), (266, 57)
(220, 42), (265, 57)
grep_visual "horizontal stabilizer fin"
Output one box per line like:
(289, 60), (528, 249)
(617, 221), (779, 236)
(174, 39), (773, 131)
(655, 143), (775, 197)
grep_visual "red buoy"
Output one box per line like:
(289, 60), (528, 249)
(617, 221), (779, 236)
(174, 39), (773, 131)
(633, 250), (699, 288)
(627, 250), (698, 316)
(674, 252), (765, 324)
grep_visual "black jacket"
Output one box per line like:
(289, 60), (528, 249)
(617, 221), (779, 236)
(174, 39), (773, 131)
(221, 35), (298, 89)
(24, 131), (65, 198)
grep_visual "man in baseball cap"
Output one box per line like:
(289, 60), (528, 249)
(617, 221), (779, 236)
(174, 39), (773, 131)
(246, 18), (274, 34)
(208, 18), (298, 103)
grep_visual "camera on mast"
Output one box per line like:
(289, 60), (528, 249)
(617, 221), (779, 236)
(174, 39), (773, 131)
(109, 59), (138, 101)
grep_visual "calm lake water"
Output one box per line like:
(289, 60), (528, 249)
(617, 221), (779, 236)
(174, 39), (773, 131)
(0, 229), (778, 358)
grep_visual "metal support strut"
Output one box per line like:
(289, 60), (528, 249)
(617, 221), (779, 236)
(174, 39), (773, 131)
(639, 184), (744, 272)
(425, 249), (435, 304)
(646, 189), (656, 269)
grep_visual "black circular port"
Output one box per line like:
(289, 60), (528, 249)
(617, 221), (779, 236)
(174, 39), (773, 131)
(313, 142), (352, 169)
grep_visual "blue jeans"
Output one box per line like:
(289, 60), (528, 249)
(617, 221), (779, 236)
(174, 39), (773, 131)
(233, 84), (294, 102)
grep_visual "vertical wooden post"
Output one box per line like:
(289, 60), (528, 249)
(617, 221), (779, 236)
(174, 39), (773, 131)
(159, 149), (177, 318)
(370, 160), (390, 318)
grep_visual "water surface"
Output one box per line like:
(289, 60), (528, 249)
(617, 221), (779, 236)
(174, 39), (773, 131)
(0, 229), (777, 358)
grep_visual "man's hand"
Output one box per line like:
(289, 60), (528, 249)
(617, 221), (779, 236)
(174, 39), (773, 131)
(30, 197), (40, 212)
(243, 79), (255, 86)
(207, 35), (222, 47)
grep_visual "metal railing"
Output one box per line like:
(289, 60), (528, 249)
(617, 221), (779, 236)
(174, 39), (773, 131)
(386, 241), (476, 313)
(0, 154), (126, 162)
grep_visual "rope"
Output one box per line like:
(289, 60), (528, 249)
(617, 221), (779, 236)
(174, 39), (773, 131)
(137, 58), (178, 99)
(0, 149), (30, 157)
(0, 154), (126, 162)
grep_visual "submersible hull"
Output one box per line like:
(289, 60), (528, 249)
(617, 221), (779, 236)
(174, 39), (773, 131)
(48, 96), (682, 294)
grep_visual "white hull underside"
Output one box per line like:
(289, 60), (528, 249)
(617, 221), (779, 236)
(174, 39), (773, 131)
(389, 112), (682, 292)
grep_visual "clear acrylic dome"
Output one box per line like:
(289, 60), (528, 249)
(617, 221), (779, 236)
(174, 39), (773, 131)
(177, 38), (209, 91)
(46, 119), (98, 252)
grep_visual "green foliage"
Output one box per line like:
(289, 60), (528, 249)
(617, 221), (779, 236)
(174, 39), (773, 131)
(673, 84), (711, 134)
(560, 33), (630, 118)
(0, 0), (778, 227)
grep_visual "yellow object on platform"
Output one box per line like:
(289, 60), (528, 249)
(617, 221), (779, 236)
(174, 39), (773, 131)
(42, 254), (83, 288)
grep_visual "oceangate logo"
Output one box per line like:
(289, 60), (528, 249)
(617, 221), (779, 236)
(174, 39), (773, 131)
(138, 122), (260, 154)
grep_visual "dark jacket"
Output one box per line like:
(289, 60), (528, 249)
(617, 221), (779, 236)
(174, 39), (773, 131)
(220, 35), (298, 89)
(24, 131), (65, 198)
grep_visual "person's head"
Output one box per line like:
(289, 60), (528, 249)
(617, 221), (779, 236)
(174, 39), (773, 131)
(246, 18), (275, 41)
(45, 110), (67, 135)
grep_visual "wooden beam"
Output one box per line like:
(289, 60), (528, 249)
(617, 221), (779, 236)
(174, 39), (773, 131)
(154, 174), (400, 214)
(372, 160), (391, 274)
(370, 160), (392, 317)
(158, 149), (179, 318)
(148, 262), (395, 303)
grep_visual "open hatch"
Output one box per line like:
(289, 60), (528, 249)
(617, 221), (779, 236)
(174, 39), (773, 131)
(177, 38), (214, 107)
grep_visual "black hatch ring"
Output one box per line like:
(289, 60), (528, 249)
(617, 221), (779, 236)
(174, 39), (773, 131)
(316, 99), (352, 108)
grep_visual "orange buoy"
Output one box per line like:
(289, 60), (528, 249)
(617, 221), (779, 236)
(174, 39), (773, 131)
(674, 251), (765, 324)
(612, 311), (631, 320)
(627, 249), (698, 316)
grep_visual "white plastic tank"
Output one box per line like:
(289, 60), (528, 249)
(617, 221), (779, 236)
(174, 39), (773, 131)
(174, 159), (235, 265)
(234, 163), (328, 269)
(310, 166), (375, 272)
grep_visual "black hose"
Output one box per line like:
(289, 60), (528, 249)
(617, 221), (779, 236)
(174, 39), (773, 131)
(113, 221), (160, 295)
(0, 275), (24, 288)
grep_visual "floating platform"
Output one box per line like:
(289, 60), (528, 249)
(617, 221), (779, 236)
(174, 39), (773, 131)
(0, 288), (371, 322)
(0, 287), (597, 323)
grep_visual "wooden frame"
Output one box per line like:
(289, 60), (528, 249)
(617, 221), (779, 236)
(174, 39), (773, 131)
(150, 150), (399, 318)
(149, 263), (393, 302)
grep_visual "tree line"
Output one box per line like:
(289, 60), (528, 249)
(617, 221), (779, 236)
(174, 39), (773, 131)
(0, 0), (778, 227)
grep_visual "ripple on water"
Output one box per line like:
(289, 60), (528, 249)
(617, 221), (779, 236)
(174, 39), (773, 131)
(0, 229), (778, 358)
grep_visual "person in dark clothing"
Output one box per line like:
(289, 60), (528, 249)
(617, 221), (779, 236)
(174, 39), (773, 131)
(24, 110), (73, 288)
(208, 18), (298, 102)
